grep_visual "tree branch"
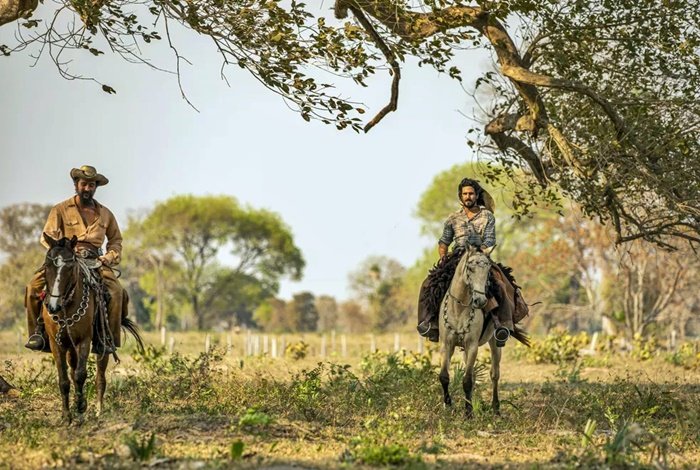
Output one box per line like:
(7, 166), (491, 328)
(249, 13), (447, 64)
(344, 5), (400, 132)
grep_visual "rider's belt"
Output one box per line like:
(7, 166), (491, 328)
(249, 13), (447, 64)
(74, 242), (102, 259)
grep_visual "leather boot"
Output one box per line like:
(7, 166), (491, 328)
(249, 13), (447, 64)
(494, 327), (511, 348)
(417, 319), (439, 343)
(25, 320), (50, 352)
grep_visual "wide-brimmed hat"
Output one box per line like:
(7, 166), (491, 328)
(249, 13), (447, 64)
(70, 165), (109, 186)
(481, 189), (496, 213)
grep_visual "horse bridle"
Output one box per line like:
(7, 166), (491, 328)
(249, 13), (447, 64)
(446, 251), (490, 306)
(44, 253), (78, 305)
(464, 253), (491, 297)
(46, 253), (76, 267)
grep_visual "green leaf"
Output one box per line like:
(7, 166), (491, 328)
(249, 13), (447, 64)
(230, 440), (245, 460)
(101, 85), (117, 94)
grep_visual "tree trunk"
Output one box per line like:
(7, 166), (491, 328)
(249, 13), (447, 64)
(0, 0), (39, 27)
(193, 294), (203, 330)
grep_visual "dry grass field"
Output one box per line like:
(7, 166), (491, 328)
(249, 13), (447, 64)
(1, 329), (699, 469)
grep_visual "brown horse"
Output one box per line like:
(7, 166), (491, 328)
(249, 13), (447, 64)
(41, 234), (144, 424)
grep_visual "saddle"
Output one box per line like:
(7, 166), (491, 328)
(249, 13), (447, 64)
(417, 249), (529, 339)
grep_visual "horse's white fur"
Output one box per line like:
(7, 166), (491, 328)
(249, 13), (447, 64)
(48, 257), (66, 311)
(438, 247), (501, 413)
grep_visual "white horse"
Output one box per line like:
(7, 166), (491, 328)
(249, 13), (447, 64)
(438, 246), (527, 417)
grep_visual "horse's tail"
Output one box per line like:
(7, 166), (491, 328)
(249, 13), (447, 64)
(512, 325), (531, 347)
(121, 317), (145, 353)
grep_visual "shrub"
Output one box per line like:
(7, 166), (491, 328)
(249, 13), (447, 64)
(630, 334), (660, 361)
(527, 330), (589, 364)
(238, 408), (273, 429)
(285, 341), (309, 360)
(665, 342), (700, 369)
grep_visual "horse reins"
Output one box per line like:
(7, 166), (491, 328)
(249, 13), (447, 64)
(443, 251), (491, 340)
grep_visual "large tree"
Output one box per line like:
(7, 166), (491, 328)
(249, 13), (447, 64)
(3, 1), (700, 245)
(0, 203), (52, 327)
(131, 195), (304, 329)
(348, 255), (408, 331)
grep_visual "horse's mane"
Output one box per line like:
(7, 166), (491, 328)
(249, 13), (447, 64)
(494, 262), (520, 289)
(419, 247), (466, 317)
(420, 249), (523, 320)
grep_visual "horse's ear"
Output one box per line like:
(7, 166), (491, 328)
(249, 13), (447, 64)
(69, 235), (78, 249)
(43, 232), (57, 248)
(482, 245), (495, 257)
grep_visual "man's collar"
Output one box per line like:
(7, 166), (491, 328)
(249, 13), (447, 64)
(462, 206), (482, 217)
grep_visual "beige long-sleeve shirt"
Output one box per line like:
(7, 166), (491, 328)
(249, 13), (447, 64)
(41, 196), (123, 265)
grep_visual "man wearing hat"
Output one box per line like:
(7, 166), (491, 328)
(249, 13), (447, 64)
(417, 178), (527, 346)
(24, 165), (125, 353)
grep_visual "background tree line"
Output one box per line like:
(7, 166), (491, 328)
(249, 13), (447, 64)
(1, 172), (699, 338)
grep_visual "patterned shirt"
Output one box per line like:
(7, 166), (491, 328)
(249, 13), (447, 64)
(439, 207), (496, 249)
(41, 196), (123, 265)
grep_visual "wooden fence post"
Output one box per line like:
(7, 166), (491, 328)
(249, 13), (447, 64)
(341, 334), (347, 358)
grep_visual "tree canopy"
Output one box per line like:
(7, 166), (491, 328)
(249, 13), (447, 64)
(126, 194), (304, 329)
(3, 0), (699, 245)
(0, 203), (51, 328)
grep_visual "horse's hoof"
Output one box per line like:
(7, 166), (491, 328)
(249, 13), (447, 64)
(444, 398), (452, 408)
(73, 413), (85, 427)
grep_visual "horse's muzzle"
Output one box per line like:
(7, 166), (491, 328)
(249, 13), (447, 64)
(46, 303), (62, 314)
(472, 295), (487, 309)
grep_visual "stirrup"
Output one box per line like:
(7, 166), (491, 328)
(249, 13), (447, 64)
(25, 334), (46, 351)
(494, 327), (510, 348)
(417, 321), (439, 342)
(417, 320), (433, 336)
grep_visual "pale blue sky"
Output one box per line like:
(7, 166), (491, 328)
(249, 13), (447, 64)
(0, 9), (489, 300)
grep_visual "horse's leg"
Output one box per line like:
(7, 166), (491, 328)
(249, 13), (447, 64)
(67, 347), (77, 407)
(462, 341), (480, 419)
(439, 335), (456, 407)
(72, 342), (91, 424)
(489, 337), (502, 416)
(95, 353), (110, 418)
(52, 346), (72, 424)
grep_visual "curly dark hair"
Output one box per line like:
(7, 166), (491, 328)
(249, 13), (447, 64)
(457, 178), (485, 204)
